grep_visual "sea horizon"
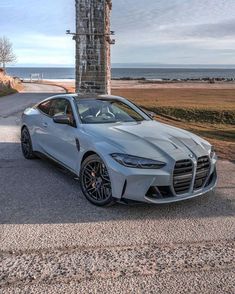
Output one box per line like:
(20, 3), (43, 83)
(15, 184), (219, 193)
(5, 66), (235, 81)
(6, 63), (235, 69)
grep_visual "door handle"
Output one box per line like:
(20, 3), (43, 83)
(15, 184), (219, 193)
(42, 122), (48, 128)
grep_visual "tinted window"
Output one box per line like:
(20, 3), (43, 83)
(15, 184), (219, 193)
(49, 99), (70, 117)
(77, 99), (146, 124)
(49, 98), (76, 126)
(38, 100), (51, 115)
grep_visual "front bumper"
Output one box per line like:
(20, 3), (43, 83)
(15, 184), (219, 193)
(144, 169), (217, 204)
(106, 154), (217, 204)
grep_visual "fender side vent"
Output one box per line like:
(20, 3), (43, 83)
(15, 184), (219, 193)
(76, 138), (80, 152)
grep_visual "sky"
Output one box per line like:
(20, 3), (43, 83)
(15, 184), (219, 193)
(0, 0), (235, 67)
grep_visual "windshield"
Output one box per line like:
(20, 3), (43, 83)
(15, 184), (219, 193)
(76, 99), (148, 124)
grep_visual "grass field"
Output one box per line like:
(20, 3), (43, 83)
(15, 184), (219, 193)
(112, 88), (235, 125)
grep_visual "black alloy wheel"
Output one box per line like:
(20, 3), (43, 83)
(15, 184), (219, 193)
(21, 127), (37, 159)
(80, 154), (115, 206)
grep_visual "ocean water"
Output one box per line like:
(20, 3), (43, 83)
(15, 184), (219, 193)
(6, 67), (235, 80)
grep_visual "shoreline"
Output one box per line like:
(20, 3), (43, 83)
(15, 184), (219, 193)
(25, 79), (235, 90)
(23, 78), (235, 83)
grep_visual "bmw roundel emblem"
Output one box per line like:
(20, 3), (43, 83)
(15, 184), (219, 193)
(189, 154), (194, 158)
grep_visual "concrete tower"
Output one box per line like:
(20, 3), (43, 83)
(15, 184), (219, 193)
(75, 0), (113, 95)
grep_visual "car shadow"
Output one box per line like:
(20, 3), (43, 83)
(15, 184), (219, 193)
(0, 142), (234, 224)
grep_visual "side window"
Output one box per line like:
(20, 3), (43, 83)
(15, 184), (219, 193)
(50, 99), (76, 127)
(65, 103), (75, 124)
(49, 99), (69, 117)
(38, 100), (51, 115)
(111, 102), (144, 121)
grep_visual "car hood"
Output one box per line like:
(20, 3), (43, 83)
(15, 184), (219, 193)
(83, 120), (211, 161)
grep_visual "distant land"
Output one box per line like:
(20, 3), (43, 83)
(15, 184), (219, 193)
(112, 63), (235, 69)
(7, 64), (235, 69)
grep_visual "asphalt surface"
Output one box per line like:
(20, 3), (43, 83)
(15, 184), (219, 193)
(0, 83), (65, 118)
(0, 87), (234, 293)
(22, 82), (66, 93)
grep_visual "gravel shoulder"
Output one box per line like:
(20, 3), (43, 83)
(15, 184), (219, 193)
(1, 240), (234, 292)
(3, 270), (234, 294)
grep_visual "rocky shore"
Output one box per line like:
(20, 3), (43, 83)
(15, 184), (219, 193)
(112, 77), (235, 83)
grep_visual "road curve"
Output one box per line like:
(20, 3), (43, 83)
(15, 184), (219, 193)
(0, 83), (66, 118)
(21, 82), (66, 93)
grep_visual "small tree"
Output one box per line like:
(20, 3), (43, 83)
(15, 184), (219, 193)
(0, 36), (17, 71)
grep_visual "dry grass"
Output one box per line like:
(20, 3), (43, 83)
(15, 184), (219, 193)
(112, 88), (235, 125)
(0, 88), (17, 97)
(113, 88), (235, 110)
(0, 72), (23, 97)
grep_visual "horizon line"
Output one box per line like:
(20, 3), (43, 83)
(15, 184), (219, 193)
(6, 63), (235, 69)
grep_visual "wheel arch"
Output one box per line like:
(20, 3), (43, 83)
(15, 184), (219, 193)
(21, 124), (28, 132)
(81, 150), (99, 164)
(79, 150), (109, 174)
(21, 124), (37, 151)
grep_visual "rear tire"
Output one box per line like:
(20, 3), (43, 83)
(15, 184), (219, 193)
(80, 154), (116, 206)
(21, 127), (37, 159)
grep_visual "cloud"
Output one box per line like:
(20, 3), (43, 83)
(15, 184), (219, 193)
(1, 0), (235, 65)
(111, 0), (235, 63)
(14, 34), (75, 66)
(158, 19), (235, 39)
(0, 0), (14, 8)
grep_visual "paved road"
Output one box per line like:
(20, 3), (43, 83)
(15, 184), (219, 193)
(0, 83), (65, 118)
(22, 82), (66, 93)
(0, 88), (234, 293)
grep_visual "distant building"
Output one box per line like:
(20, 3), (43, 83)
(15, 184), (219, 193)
(75, 0), (113, 94)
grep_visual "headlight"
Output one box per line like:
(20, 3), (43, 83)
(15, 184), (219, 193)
(111, 153), (166, 169)
(210, 145), (216, 158)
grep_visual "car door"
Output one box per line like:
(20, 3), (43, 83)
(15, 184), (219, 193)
(36, 99), (53, 152)
(40, 98), (80, 172)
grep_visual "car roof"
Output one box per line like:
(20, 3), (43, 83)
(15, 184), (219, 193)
(42, 94), (125, 101)
(36, 94), (128, 108)
(74, 94), (125, 101)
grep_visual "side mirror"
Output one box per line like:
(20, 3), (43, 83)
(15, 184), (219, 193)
(141, 108), (156, 119)
(148, 111), (156, 119)
(53, 115), (71, 125)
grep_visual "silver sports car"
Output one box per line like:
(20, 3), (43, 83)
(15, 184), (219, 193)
(21, 94), (217, 206)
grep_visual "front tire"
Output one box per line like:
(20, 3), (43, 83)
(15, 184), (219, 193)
(80, 154), (115, 206)
(21, 127), (37, 159)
